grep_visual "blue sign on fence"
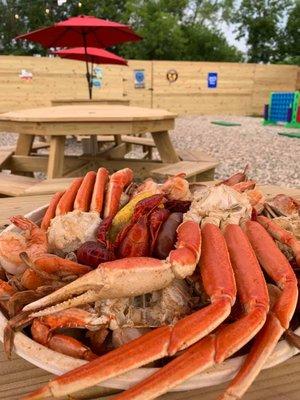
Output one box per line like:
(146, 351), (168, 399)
(92, 67), (103, 88)
(208, 72), (218, 88)
(134, 69), (145, 88)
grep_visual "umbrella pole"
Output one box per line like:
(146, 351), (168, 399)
(85, 59), (92, 100)
(91, 61), (94, 100)
(83, 33), (92, 99)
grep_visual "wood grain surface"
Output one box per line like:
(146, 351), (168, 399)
(0, 195), (53, 229)
(1, 344), (299, 400)
(0, 185), (299, 399)
(158, 355), (300, 400)
(0, 105), (176, 122)
(0, 56), (299, 116)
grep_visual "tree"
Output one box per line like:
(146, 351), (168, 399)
(120, 0), (242, 61)
(0, 0), (130, 55)
(185, 0), (235, 25)
(0, 0), (72, 55)
(0, 0), (242, 62)
(232, 0), (294, 63)
(70, 0), (131, 23)
(283, 1), (300, 64)
(180, 23), (242, 62)
(119, 0), (188, 60)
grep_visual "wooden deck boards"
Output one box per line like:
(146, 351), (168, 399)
(0, 345), (299, 400)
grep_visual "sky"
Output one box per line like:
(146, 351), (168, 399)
(220, 0), (247, 53)
(222, 23), (248, 53)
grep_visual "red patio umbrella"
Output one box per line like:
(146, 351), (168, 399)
(53, 47), (128, 98)
(54, 47), (128, 65)
(16, 15), (141, 98)
(16, 15), (141, 48)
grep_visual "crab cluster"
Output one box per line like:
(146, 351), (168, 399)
(0, 167), (299, 400)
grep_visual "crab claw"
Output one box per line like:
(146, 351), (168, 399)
(257, 215), (300, 266)
(216, 164), (250, 187)
(23, 221), (201, 317)
(30, 308), (106, 361)
(265, 194), (300, 217)
(23, 258), (174, 316)
(232, 180), (256, 192)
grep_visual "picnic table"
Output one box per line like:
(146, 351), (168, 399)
(0, 104), (178, 179)
(0, 105), (218, 184)
(0, 183), (299, 399)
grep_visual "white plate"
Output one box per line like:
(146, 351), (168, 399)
(0, 205), (299, 391)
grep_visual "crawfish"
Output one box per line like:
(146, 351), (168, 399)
(149, 208), (170, 254)
(77, 217), (116, 268)
(77, 194), (170, 262)
(117, 214), (150, 257)
(115, 194), (166, 258)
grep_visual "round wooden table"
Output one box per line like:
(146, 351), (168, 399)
(0, 105), (179, 179)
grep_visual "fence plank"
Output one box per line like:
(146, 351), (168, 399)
(0, 56), (298, 116)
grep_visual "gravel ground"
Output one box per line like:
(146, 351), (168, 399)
(0, 132), (18, 147)
(171, 116), (300, 188)
(1, 115), (299, 187)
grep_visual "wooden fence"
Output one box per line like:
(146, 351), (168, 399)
(0, 56), (299, 115)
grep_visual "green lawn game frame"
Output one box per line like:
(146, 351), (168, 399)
(263, 91), (300, 129)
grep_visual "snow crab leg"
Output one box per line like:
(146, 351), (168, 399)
(40, 191), (65, 231)
(103, 168), (134, 218)
(257, 215), (300, 266)
(90, 167), (109, 213)
(27, 254), (92, 277)
(103, 223), (270, 400)
(73, 171), (96, 212)
(55, 177), (84, 216)
(219, 221), (298, 399)
(40, 167), (110, 230)
(89, 221), (296, 400)
(21, 222), (238, 399)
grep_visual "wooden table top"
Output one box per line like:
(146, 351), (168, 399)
(0, 104), (177, 123)
(0, 185), (299, 399)
(0, 195), (53, 230)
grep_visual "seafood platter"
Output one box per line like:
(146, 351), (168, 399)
(0, 167), (299, 400)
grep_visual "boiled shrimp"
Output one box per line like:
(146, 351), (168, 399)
(0, 216), (48, 275)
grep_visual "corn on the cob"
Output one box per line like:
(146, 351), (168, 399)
(109, 191), (155, 241)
